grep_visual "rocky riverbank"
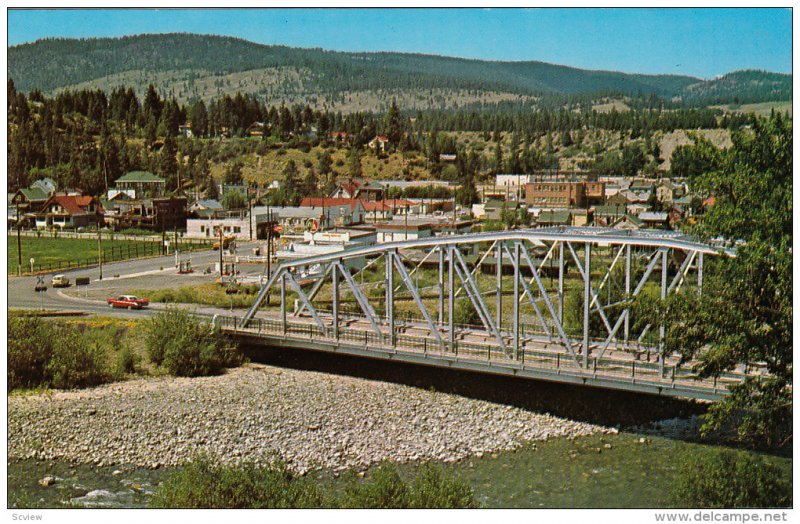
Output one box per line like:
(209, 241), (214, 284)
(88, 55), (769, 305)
(9, 364), (613, 473)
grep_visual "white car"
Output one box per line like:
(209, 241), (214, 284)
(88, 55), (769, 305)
(50, 275), (70, 288)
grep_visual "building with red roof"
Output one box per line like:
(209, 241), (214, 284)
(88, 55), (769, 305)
(36, 194), (103, 229)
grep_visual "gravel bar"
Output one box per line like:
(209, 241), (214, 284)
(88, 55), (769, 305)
(8, 364), (613, 473)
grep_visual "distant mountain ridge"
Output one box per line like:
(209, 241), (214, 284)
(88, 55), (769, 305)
(8, 33), (792, 107)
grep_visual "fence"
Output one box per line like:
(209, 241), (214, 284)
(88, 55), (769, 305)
(12, 236), (214, 275)
(13, 228), (212, 246)
(209, 314), (755, 398)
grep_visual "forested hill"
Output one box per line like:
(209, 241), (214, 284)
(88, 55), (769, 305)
(8, 33), (792, 108)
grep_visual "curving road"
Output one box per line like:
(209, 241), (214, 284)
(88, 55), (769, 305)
(8, 246), (266, 319)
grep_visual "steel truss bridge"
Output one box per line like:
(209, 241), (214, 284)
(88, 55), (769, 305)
(214, 227), (756, 401)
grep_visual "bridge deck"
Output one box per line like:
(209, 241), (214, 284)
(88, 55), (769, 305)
(214, 314), (752, 402)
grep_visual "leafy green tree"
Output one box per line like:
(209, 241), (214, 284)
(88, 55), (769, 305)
(281, 159), (302, 206)
(303, 166), (319, 197)
(223, 160), (243, 185)
(669, 135), (722, 179)
(669, 449), (790, 508)
(160, 134), (178, 190)
(634, 113), (792, 447)
(189, 100), (209, 137)
(347, 146), (362, 179)
(383, 97), (405, 146)
(222, 190), (246, 210)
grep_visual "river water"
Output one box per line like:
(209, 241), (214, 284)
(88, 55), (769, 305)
(8, 429), (791, 509)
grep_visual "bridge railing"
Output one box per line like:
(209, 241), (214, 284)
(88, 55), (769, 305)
(209, 314), (751, 396)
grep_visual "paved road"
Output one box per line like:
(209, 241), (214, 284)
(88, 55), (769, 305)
(8, 243), (269, 319)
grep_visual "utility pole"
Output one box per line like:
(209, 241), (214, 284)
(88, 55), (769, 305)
(404, 203), (409, 241)
(97, 227), (103, 280)
(248, 183), (253, 241)
(219, 226), (224, 280)
(16, 203), (22, 276)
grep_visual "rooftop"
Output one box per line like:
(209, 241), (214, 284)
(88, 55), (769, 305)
(116, 171), (165, 184)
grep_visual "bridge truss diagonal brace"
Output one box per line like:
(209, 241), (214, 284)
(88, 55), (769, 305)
(518, 244), (581, 366)
(295, 262), (333, 317)
(242, 266), (284, 326)
(454, 240), (497, 299)
(596, 247), (667, 358)
(391, 251), (444, 346)
(450, 246), (508, 354)
(566, 242), (613, 335)
(502, 242), (550, 337)
(284, 272), (326, 332)
(334, 260), (383, 338)
(590, 244), (627, 309)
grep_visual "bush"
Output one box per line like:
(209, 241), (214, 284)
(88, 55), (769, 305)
(8, 316), (55, 391)
(340, 463), (477, 508)
(8, 316), (112, 390)
(152, 458), (477, 509)
(408, 463), (478, 508)
(115, 346), (139, 375)
(341, 464), (409, 508)
(670, 449), (791, 508)
(46, 330), (111, 389)
(150, 456), (330, 509)
(452, 298), (480, 327)
(144, 309), (241, 377)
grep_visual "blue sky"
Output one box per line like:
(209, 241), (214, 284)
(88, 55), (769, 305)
(7, 8), (792, 79)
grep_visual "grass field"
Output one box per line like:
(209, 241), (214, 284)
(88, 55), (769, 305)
(9, 235), (170, 274)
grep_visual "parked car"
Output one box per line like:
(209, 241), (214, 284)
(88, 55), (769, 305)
(107, 295), (150, 309)
(212, 235), (236, 250)
(50, 275), (71, 288)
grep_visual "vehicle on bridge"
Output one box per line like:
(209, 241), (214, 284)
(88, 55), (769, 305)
(107, 295), (150, 309)
(50, 274), (71, 288)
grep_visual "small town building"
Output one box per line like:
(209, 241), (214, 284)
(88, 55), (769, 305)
(179, 122), (193, 138)
(108, 196), (187, 231)
(525, 182), (587, 208)
(188, 198), (224, 218)
(245, 121), (266, 137)
(639, 211), (670, 229)
(375, 220), (434, 243)
(186, 210), (272, 241)
(535, 209), (572, 227)
(36, 194), (103, 229)
(368, 135), (390, 152)
(114, 171), (166, 198)
(298, 197), (366, 226)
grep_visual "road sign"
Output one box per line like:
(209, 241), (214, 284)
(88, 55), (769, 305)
(75, 277), (90, 286)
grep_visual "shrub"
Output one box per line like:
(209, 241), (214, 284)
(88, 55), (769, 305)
(341, 464), (409, 508)
(670, 449), (791, 508)
(8, 316), (55, 391)
(46, 329), (111, 389)
(115, 346), (139, 375)
(145, 309), (241, 377)
(8, 316), (112, 390)
(408, 463), (478, 508)
(343, 463), (477, 509)
(152, 458), (478, 509)
(150, 456), (331, 509)
(452, 298), (480, 327)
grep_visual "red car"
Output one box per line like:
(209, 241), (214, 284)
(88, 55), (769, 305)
(107, 295), (150, 309)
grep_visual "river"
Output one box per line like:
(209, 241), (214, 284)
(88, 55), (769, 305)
(8, 430), (791, 509)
